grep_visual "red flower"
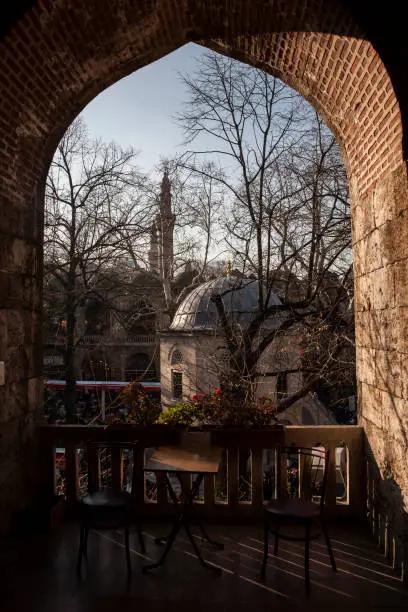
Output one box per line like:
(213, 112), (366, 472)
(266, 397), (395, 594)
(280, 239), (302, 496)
(215, 388), (222, 395)
(191, 394), (199, 401)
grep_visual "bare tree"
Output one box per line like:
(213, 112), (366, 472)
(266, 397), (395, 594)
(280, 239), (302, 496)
(176, 52), (354, 414)
(44, 117), (152, 421)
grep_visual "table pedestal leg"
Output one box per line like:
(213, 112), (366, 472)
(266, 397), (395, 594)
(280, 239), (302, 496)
(143, 472), (223, 573)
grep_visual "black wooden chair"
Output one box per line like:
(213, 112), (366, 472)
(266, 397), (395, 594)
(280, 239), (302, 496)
(260, 445), (336, 592)
(77, 440), (145, 576)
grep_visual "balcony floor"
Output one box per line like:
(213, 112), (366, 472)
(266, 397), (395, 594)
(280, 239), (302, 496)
(1, 519), (407, 611)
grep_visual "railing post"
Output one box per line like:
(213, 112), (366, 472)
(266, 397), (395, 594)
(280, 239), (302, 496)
(37, 429), (56, 505)
(65, 440), (78, 508)
(251, 448), (264, 510)
(325, 442), (337, 509)
(227, 447), (239, 507)
(111, 446), (122, 490)
(204, 474), (215, 507)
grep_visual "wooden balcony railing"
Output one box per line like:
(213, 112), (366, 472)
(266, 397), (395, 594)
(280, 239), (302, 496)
(125, 335), (156, 344)
(45, 334), (157, 347)
(39, 425), (365, 520)
(78, 334), (157, 345)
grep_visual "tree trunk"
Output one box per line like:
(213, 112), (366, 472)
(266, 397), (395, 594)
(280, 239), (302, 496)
(64, 292), (76, 423)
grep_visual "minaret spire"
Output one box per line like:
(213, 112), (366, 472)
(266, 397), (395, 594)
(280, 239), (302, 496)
(156, 169), (175, 280)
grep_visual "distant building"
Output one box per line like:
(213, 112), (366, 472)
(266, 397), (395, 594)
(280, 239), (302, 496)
(43, 171), (181, 383)
(159, 272), (337, 426)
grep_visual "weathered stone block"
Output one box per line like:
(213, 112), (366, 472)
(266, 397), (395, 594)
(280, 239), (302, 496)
(358, 381), (382, 427)
(354, 273), (372, 312)
(371, 266), (394, 310)
(394, 260), (408, 308)
(373, 349), (402, 398)
(392, 164), (408, 218)
(382, 211), (408, 265)
(396, 307), (408, 355)
(356, 346), (376, 386)
(351, 191), (375, 245)
(381, 393), (408, 447)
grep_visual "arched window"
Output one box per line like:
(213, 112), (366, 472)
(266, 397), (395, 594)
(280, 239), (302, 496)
(276, 372), (287, 399)
(170, 349), (183, 399)
(172, 371), (183, 399)
(171, 349), (183, 366)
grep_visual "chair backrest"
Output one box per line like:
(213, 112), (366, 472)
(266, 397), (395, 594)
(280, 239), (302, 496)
(86, 440), (139, 496)
(277, 445), (330, 511)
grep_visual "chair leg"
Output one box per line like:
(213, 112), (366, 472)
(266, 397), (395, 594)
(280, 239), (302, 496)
(136, 520), (146, 554)
(77, 521), (85, 574)
(260, 516), (269, 579)
(125, 524), (132, 575)
(83, 524), (89, 560)
(322, 519), (337, 571)
(274, 519), (280, 556)
(305, 521), (310, 594)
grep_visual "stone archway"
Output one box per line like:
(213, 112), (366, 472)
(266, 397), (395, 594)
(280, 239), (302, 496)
(0, 0), (407, 550)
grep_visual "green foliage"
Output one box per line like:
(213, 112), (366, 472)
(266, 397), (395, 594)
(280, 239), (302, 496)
(107, 381), (279, 428)
(155, 390), (278, 428)
(155, 401), (203, 426)
(108, 381), (161, 425)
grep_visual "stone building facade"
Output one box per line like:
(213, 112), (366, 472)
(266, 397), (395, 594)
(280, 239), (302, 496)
(160, 275), (337, 425)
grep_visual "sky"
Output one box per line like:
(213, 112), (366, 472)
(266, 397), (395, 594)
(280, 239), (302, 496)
(80, 43), (207, 176)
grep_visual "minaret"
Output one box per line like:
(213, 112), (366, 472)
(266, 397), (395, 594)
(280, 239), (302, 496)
(148, 222), (159, 273)
(156, 169), (176, 279)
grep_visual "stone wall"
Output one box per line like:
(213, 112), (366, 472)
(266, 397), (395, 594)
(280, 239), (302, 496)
(354, 163), (408, 577)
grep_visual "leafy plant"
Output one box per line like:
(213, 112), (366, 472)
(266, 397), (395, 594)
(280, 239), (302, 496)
(155, 400), (202, 426)
(107, 381), (161, 425)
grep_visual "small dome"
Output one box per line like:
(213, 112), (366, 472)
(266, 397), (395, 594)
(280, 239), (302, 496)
(170, 276), (283, 331)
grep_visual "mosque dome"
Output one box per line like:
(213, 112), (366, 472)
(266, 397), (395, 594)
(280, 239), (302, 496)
(170, 276), (283, 331)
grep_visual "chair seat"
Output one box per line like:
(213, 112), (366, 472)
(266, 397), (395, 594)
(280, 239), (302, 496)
(80, 488), (132, 509)
(264, 497), (320, 519)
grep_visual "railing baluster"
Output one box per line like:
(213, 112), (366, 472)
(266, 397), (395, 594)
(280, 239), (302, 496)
(156, 472), (168, 507)
(65, 441), (78, 507)
(251, 449), (263, 510)
(204, 474), (215, 506)
(278, 447), (288, 500)
(87, 444), (99, 494)
(133, 445), (145, 506)
(325, 442), (337, 509)
(111, 446), (122, 490)
(228, 447), (239, 507)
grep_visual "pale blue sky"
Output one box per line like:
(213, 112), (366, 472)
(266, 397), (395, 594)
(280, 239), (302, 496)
(81, 43), (206, 175)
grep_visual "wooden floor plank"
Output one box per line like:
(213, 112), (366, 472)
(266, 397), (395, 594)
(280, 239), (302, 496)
(1, 521), (407, 611)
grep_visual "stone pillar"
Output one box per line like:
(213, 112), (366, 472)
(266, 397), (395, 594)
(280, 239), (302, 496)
(353, 164), (408, 579)
(0, 189), (44, 534)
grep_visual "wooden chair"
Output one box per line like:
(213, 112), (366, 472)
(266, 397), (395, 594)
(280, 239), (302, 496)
(260, 445), (336, 592)
(77, 440), (145, 576)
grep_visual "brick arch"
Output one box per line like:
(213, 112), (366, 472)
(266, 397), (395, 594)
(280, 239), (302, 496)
(1, 0), (408, 550)
(0, 0), (402, 208)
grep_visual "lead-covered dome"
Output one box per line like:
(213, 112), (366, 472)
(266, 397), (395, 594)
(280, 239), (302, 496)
(170, 276), (283, 331)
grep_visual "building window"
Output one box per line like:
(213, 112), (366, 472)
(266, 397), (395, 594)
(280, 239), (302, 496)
(171, 349), (183, 366)
(172, 371), (183, 399)
(276, 372), (287, 399)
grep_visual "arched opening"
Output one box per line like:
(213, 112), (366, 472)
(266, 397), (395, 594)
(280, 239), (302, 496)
(81, 353), (112, 381)
(1, 0), (407, 560)
(170, 348), (184, 399)
(125, 352), (157, 381)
